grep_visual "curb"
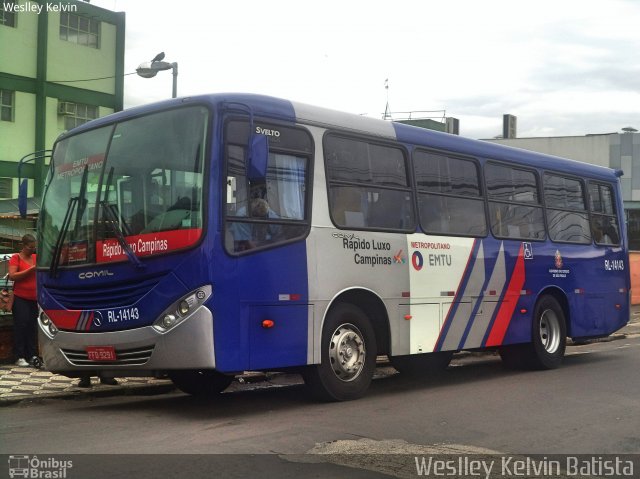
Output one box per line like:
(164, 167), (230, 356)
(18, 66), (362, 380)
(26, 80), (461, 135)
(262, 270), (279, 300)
(0, 380), (176, 407)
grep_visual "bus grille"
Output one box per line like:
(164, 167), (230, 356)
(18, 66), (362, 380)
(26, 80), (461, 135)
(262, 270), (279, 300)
(46, 276), (160, 310)
(61, 346), (154, 367)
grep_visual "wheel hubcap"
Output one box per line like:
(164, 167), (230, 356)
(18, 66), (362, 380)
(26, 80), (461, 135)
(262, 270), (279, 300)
(329, 323), (366, 382)
(539, 309), (561, 354)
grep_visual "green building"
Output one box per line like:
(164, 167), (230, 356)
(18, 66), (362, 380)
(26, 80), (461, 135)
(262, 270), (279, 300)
(0, 0), (124, 252)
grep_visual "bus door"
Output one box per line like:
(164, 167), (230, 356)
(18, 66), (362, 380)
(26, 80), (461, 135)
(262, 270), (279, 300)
(221, 117), (314, 370)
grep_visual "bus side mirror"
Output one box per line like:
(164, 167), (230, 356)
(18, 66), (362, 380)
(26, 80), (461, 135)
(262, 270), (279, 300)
(18, 179), (28, 219)
(247, 134), (269, 182)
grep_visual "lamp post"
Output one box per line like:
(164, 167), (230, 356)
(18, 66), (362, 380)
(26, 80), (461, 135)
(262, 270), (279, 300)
(136, 52), (178, 98)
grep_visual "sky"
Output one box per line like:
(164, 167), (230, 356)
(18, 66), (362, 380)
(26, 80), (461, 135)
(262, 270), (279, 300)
(90, 0), (640, 140)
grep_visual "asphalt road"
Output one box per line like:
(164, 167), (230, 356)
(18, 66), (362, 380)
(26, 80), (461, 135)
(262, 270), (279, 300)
(1, 334), (638, 478)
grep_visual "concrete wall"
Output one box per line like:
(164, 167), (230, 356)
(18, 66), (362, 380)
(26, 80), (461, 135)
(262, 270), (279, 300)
(0, 92), (35, 166)
(486, 134), (613, 168)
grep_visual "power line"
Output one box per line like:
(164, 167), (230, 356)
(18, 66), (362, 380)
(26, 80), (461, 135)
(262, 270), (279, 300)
(45, 72), (138, 82)
(0, 71), (138, 83)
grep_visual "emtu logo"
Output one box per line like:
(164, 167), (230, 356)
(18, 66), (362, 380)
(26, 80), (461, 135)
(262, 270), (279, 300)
(411, 251), (424, 271)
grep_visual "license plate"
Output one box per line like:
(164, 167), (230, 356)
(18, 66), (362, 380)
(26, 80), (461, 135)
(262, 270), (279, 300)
(86, 346), (116, 361)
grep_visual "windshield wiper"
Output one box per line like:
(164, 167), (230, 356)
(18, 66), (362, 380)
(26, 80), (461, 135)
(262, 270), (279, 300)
(49, 198), (77, 278)
(98, 167), (143, 269)
(100, 200), (145, 269)
(50, 165), (89, 278)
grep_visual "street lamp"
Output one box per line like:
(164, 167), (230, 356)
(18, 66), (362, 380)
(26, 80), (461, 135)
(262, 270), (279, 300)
(136, 52), (178, 98)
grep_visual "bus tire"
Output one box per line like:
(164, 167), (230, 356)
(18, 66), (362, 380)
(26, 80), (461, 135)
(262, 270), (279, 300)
(169, 369), (233, 396)
(303, 303), (376, 401)
(530, 295), (566, 369)
(499, 295), (566, 370)
(390, 351), (453, 377)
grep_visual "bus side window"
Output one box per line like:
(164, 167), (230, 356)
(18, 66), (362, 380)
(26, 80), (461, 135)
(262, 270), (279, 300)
(331, 187), (364, 227)
(325, 135), (414, 232)
(589, 182), (620, 246)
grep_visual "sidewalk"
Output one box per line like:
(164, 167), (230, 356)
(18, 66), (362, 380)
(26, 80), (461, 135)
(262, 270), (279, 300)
(2, 308), (639, 406)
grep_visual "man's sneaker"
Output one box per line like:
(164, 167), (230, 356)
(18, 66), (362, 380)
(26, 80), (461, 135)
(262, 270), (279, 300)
(15, 358), (29, 367)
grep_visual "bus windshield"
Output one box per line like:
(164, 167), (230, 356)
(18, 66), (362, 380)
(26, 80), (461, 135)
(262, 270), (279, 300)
(39, 105), (209, 269)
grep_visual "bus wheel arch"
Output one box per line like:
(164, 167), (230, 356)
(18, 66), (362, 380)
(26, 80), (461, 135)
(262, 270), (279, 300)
(304, 289), (389, 401)
(536, 287), (571, 338)
(325, 288), (391, 356)
(500, 290), (568, 370)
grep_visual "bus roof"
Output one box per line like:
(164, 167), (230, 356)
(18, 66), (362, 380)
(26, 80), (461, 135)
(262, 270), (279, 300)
(62, 93), (619, 182)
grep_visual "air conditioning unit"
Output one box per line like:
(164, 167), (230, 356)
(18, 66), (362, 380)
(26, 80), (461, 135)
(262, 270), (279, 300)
(58, 101), (76, 116)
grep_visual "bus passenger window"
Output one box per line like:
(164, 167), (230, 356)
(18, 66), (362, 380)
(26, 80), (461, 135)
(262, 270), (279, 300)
(414, 150), (486, 237)
(325, 134), (415, 232)
(486, 163), (545, 240)
(589, 182), (620, 246)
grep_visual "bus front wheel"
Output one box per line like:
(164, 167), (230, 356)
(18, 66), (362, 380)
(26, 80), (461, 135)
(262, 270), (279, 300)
(303, 303), (376, 401)
(169, 369), (233, 396)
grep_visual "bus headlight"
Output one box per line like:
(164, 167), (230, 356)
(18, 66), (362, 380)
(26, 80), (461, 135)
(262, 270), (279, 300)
(178, 300), (190, 316)
(153, 285), (212, 333)
(162, 314), (177, 328)
(39, 311), (58, 337)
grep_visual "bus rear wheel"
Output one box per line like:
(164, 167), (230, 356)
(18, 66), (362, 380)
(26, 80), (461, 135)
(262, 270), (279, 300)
(500, 295), (566, 370)
(169, 369), (233, 396)
(390, 351), (453, 377)
(303, 303), (376, 401)
(531, 295), (566, 369)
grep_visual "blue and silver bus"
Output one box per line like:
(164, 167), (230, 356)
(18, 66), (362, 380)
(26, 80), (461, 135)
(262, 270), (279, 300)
(36, 94), (630, 400)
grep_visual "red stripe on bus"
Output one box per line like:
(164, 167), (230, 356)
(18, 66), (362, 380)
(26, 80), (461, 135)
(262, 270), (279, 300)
(46, 310), (82, 329)
(485, 245), (526, 347)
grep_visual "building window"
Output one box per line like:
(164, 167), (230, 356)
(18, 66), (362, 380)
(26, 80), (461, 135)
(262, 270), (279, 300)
(60, 12), (100, 48)
(0, 90), (14, 122)
(0, 1), (16, 27)
(627, 209), (640, 250)
(0, 178), (12, 199)
(60, 102), (98, 130)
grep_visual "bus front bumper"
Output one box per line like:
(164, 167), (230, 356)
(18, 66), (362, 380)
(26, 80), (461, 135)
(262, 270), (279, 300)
(38, 306), (216, 376)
